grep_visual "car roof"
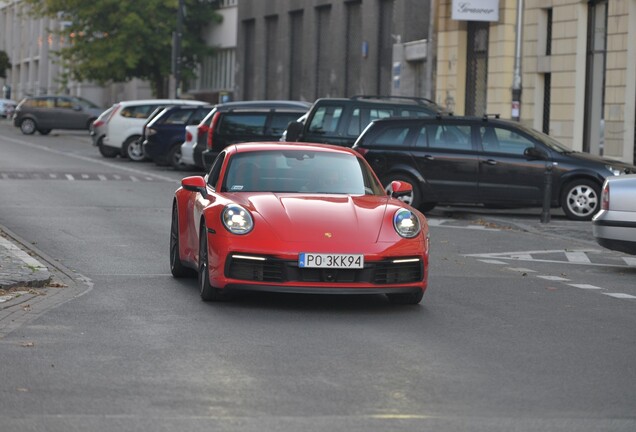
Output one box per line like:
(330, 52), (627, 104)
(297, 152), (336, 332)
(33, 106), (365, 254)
(229, 141), (361, 156)
(369, 114), (513, 126)
(114, 99), (209, 107)
(215, 100), (311, 111)
(313, 95), (444, 110)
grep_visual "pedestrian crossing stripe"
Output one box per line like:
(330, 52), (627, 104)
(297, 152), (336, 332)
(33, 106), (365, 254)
(465, 249), (636, 268)
(0, 172), (168, 182)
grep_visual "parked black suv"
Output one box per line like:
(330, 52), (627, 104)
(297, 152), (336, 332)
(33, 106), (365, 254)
(352, 115), (636, 220)
(284, 96), (445, 147)
(200, 100), (311, 170)
(142, 104), (213, 167)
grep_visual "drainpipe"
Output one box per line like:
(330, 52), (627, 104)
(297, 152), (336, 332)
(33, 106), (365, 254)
(424, 0), (437, 101)
(512, 0), (524, 121)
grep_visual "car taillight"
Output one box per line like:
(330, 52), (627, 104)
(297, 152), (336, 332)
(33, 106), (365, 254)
(198, 124), (209, 134)
(207, 112), (221, 150)
(185, 130), (193, 142)
(354, 146), (368, 157)
(106, 104), (120, 124)
(601, 183), (610, 210)
(93, 119), (105, 127)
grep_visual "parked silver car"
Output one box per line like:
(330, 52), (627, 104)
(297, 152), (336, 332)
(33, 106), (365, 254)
(592, 174), (636, 255)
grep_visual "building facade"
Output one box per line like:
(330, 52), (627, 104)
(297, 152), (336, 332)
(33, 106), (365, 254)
(436, 0), (635, 164)
(235, 0), (432, 102)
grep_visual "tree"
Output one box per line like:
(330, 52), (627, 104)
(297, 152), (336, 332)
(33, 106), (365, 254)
(0, 50), (10, 79)
(23, 0), (221, 97)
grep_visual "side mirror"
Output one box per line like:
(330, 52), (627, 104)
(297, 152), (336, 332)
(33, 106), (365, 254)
(524, 146), (547, 160)
(389, 180), (413, 198)
(181, 176), (208, 198)
(284, 121), (304, 142)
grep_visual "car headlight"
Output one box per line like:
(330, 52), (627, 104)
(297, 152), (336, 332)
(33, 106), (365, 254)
(393, 208), (421, 238)
(221, 204), (254, 235)
(606, 165), (624, 176)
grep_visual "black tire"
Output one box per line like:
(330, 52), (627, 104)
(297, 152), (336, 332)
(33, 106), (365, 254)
(97, 138), (119, 158)
(38, 129), (52, 135)
(168, 143), (186, 169)
(560, 179), (601, 221)
(386, 290), (424, 305)
(198, 224), (229, 302)
(86, 119), (96, 131)
(123, 135), (145, 161)
(170, 203), (195, 278)
(20, 118), (37, 135)
(382, 173), (435, 211)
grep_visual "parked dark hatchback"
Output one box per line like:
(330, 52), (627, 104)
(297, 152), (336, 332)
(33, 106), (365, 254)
(13, 95), (104, 135)
(142, 104), (213, 167)
(200, 100), (311, 170)
(352, 115), (636, 220)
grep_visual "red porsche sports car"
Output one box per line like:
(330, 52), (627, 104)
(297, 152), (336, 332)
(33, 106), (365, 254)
(170, 142), (430, 304)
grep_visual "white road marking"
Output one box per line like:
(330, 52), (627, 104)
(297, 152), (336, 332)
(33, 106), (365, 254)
(568, 284), (603, 290)
(623, 257), (636, 266)
(505, 267), (537, 273)
(65, 174), (75, 181)
(97, 175), (107, 181)
(478, 259), (507, 264)
(565, 251), (591, 264)
(536, 275), (570, 281)
(603, 293), (636, 299)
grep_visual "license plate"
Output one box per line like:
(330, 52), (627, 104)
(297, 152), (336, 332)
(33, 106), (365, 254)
(298, 253), (364, 269)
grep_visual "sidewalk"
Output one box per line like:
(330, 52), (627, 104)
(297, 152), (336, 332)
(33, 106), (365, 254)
(0, 227), (51, 305)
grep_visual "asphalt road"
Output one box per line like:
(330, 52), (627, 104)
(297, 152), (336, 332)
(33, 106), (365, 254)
(0, 119), (635, 432)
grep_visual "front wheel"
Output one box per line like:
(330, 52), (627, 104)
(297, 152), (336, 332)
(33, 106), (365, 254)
(199, 224), (229, 302)
(170, 203), (194, 278)
(560, 179), (601, 221)
(382, 173), (436, 211)
(20, 118), (37, 135)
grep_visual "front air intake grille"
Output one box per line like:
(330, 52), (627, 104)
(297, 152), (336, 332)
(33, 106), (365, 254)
(227, 257), (284, 282)
(227, 256), (423, 285)
(372, 260), (423, 284)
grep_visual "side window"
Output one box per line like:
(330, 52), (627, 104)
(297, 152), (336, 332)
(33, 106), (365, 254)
(56, 98), (73, 109)
(218, 113), (268, 135)
(207, 152), (226, 188)
(415, 126), (428, 147)
(308, 106), (343, 134)
(481, 126), (535, 155)
(269, 113), (305, 135)
(369, 125), (412, 147)
(429, 125), (472, 150)
(163, 109), (194, 125)
(347, 108), (392, 136)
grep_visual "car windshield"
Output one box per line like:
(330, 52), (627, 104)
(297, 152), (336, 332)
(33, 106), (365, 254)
(223, 150), (384, 195)
(514, 123), (573, 153)
(71, 96), (100, 109)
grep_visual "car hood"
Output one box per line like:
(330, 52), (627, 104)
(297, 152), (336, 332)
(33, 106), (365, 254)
(561, 151), (636, 173)
(233, 193), (392, 243)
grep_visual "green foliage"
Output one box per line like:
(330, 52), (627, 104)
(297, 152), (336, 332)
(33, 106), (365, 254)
(0, 50), (11, 79)
(22, 0), (221, 97)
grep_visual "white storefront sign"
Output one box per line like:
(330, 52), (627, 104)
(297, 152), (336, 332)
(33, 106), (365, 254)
(452, 0), (500, 22)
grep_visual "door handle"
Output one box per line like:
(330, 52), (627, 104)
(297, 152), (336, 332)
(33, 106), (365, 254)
(482, 159), (498, 165)
(424, 155), (435, 161)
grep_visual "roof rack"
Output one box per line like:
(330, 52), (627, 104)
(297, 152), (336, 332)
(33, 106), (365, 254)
(350, 95), (439, 106)
(482, 113), (501, 120)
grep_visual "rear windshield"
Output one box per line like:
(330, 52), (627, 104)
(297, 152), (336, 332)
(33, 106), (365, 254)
(120, 104), (162, 119)
(218, 113), (267, 136)
(158, 108), (196, 125)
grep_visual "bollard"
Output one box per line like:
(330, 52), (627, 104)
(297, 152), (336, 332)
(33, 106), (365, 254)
(540, 163), (553, 223)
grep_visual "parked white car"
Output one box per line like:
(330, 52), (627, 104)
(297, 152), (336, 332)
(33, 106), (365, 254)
(97, 99), (207, 160)
(0, 98), (17, 118)
(180, 124), (200, 168)
(592, 174), (636, 255)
